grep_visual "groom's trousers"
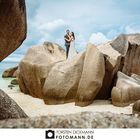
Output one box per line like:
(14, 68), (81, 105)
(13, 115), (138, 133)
(65, 44), (70, 58)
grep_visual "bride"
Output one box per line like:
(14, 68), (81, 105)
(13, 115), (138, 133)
(68, 32), (77, 60)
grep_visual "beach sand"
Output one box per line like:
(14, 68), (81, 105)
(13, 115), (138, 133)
(2, 84), (133, 117)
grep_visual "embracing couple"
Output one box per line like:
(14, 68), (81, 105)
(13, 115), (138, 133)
(64, 29), (77, 60)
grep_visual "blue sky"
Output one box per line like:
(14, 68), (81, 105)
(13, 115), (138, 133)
(3, 0), (140, 62)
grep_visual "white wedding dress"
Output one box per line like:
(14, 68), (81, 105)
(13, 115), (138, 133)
(68, 40), (77, 60)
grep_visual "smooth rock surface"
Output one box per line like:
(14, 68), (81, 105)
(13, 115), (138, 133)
(18, 42), (66, 98)
(19, 43), (108, 106)
(43, 51), (85, 104)
(111, 72), (140, 107)
(0, 89), (27, 120)
(0, 0), (26, 61)
(43, 44), (106, 106)
(75, 44), (105, 106)
(111, 34), (140, 76)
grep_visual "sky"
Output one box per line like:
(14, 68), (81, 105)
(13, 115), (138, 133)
(3, 0), (140, 62)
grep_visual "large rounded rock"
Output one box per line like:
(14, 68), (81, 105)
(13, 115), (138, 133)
(75, 44), (105, 106)
(111, 34), (140, 76)
(111, 72), (140, 107)
(111, 34), (140, 55)
(43, 51), (85, 104)
(19, 42), (121, 106)
(2, 66), (18, 78)
(0, 89), (27, 120)
(97, 34), (140, 100)
(0, 0), (26, 61)
(43, 44), (106, 106)
(18, 42), (66, 98)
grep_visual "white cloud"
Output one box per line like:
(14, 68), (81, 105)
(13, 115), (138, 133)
(89, 32), (109, 45)
(26, 17), (69, 47)
(125, 25), (140, 34)
(13, 0), (140, 55)
(38, 19), (68, 32)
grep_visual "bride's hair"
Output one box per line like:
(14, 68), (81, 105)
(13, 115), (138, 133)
(71, 32), (75, 40)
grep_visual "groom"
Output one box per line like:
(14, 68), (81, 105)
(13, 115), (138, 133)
(64, 29), (71, 58)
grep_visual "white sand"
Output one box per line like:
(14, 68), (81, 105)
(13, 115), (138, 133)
(2, 87), (133, 117)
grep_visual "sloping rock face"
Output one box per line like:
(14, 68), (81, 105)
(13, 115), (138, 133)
(43, 44), (105, 106)
(0, 0), (26, 61)
(75, 44), (105, 106)
(0, 89), (27, 120)
(0, 112), (140, 128)
(18, 42), (66, 99)
(131, 74), (140, 82)
(2, 66), (18, 78)
(111, 34), (140, 76)
(43, 51), (85, 104)
(111, 72), (140, 107)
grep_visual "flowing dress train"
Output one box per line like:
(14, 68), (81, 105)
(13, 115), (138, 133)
(68, 41), (77, 60)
